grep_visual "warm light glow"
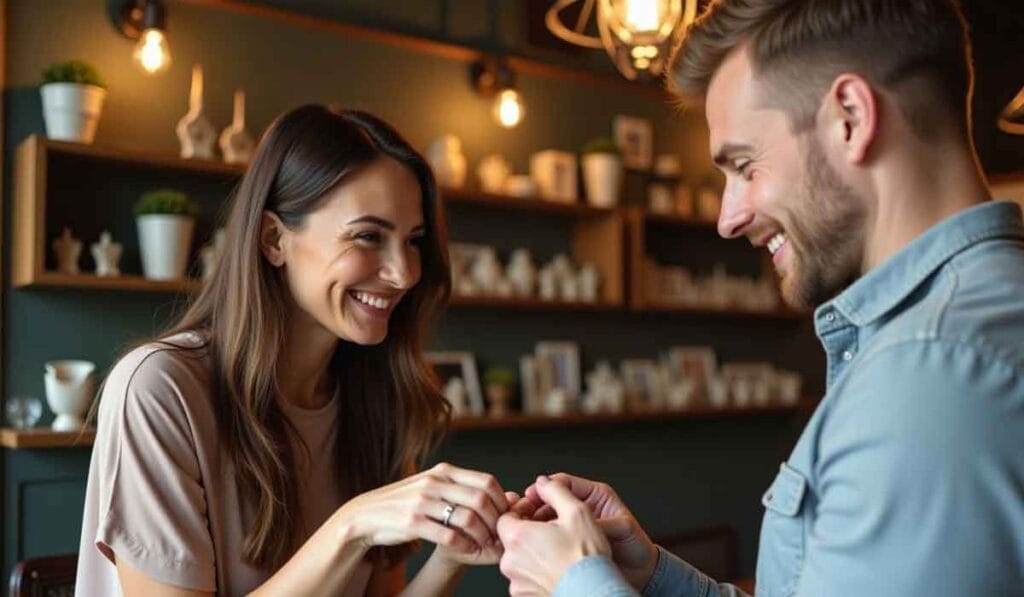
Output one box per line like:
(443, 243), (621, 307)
(133, 29), (171, 74)
(624, 0), (660, 32)
(493, 89), (524, 128)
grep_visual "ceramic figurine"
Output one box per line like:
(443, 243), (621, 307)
(427, 135), (467, 189)
(52, 227), (82, 275)
(200, 228), (226, 280)
(665, 377), (696, 410)
(696, 183), (723, 221)
(538, 265), (558, 301)
(530, 150), (577, 203)
(504, 175), (537, 198)
(581, 361), (625, 414)
(542, 387), (571, 416)
(707, 377), (729, 408)
(443, 377), (468, 416)
(90, 230), (122, 277)
(477, 154), (511, 193)
(470, 247), (502, 294)
(559, 275), (580, 302)
(44, 360), (95, 431)
(648, 182), (675, 214)
(506, 249), (537, 298)
(578, 262), (600, 303)
(219, 89), (255, 165)
(176, 65), (217, 159)
(776, 371), (803, 405)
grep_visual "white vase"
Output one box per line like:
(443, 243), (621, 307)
(582, 153), (622, 208)
(40, 83), (106, 144)
(176, 65), (217, 159)
(137, 215), (195, 280)
(427, 135), (467, 189)
(44, 360), (96, 431)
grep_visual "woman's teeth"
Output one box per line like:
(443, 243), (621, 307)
(767, 233), (787, 255)
(352, 291), (390, 310)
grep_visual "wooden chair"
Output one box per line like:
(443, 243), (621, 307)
(8, 554), (77, 597)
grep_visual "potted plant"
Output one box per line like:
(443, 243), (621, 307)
(40, 60), (107, 144)
(581, 136), (623, 208)
(482, 367), (517, 418)
(134, 189), (199, 280)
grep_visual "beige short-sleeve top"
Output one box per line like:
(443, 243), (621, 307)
(75, 332), (372, 596)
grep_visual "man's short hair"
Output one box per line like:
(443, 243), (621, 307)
(668, 0), (974, 141)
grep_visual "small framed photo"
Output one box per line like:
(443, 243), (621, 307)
(667, 347), (717, 396)
(620, 358), (660, 405)
(614, 115), (653, 170)
(535, 341), (581, 398)
(427, 351), (484, 416)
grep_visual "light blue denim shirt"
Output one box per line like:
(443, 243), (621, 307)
(553, 201), (1024, 597)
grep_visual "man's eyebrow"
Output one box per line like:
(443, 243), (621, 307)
(712, 143), (755, 167)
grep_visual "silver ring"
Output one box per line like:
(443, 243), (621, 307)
(442, 503), (456, 527)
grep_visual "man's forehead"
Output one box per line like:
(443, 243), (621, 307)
(706, 47), (761, 151)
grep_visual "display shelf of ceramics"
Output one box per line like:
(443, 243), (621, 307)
(639, 301), (803, 320)
(449, 400), (813, 431)
(643, 210), (719, 230)
(0, 426), (95, 449)
(442, 187), (616, 218)
(448, 295), (621, 311)
(17, 271), (201, 293)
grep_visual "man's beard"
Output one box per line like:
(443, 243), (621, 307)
(781, 137), (866, 309)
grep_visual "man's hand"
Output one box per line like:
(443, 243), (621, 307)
(521, 473), (659, 591)
(497, 476), (612, 596)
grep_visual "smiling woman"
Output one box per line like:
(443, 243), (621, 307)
(75, 105), (514, 597)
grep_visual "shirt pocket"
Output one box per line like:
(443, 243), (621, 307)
(756, 462), (808, 597)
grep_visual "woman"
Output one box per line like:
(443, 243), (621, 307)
(75, 105), (510, 596)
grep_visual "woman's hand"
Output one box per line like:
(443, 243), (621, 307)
(336, 462), (510, 566)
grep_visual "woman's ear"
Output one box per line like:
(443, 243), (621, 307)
(259, 210), (288, 267)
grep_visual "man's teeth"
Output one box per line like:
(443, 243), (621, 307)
(353, 292), (390, 309)
(767, 233), (787, 256)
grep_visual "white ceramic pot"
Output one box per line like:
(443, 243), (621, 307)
(137, 215), (195, 280)
(44, 360), (96, 431)
(582, 153), (623, 208)
(40, 83), (106, 144)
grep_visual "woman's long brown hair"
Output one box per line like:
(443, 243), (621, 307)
(131, 105), (451, 569)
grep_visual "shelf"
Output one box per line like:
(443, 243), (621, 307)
(639, 302), (804, 320)
(0, 427), (96, 449)
(643, 211), (718, 230)
(450, 403), (811, 430)
(448, 296), (621, 311)
(19, 272), (200, 293)
(35, 136), (245, 177)
(442, 187), (615, 218)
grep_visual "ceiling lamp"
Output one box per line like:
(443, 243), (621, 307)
(545, 0), (698, 82)
(470, 58), (525, 128)
(111, 0), (172, 75)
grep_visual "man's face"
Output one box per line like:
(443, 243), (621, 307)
(705, 48), (866, 309)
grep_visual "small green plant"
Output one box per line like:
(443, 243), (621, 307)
(134, 189), (199, 217)
(582, 136), (620, 155)
(41, 60), (106, 89)
(483, 367), (517, 388)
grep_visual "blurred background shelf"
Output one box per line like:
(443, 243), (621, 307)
(0, 427), (95, 449)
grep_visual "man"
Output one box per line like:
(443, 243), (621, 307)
(496, 1), (1024, 595)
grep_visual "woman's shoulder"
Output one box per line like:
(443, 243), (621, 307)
(101, 331), (214, 414)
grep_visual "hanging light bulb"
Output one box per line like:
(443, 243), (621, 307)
(546, 0), (698, 81)
(113, 1), (172, 76)
(493, 89), (525, 128)
(134, 28), (171, 74)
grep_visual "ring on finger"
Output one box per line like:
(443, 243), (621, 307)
(442, 503), (456, 527)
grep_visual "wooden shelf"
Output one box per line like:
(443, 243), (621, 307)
(640, 302), (804, 320)
(442, 187), (615, 218)
(450, 403), (810, 430)
(449, 296), (621, 311)
(19, 272), (200, 293)
(35, 136), (245, 177)
(0, 427), (95, 449)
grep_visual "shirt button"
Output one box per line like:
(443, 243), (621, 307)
(825, 312), (836, 323)
(765, 491), (774, 502)
(842, 350), (854, 361)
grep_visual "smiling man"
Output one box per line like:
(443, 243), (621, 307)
(496, 1), (1024, 596)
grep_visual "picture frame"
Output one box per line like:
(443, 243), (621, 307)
(619, 358), (660, 405)
(427, 351), (484, 416)
(666, 346), (718, 397)
(535, 341), (581, 398)
(614, 115), (654, 170)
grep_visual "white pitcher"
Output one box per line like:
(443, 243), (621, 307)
(44, 360), (96, 431)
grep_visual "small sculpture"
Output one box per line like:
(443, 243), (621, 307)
(504, 175), (538, 198)
(90, 230), (122, 277)
(52, 227), (82, 274)
(542, 387), (571, 416)
(470, 247), (503, 293)
(427, 135), (467, 189)
(581, 361), (625, 414)
(176, 64), (217, 159)
(477, 154), (511, 193)
(218, 89), (255, 165)
(200, 228), (226, 280)
(443, 377), (468, 416)
(577, 263), (600, 303)
(538, 265), (558, 301)
(506, 249), (537, 298)
(44, 360), (96, 431)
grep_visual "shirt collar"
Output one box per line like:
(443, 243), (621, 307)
(817, 200), (1024, 327)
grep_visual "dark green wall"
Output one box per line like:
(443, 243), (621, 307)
(2, 1), (824, 593)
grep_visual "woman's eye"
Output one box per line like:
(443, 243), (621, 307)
(408, 236), (426, 249)
(354, 231), (382, 244)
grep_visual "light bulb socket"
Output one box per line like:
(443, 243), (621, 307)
(470, 57), (516, 96)
(111, 0), (166, 40)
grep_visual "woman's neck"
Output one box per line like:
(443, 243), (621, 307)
(277, 312), (339, 410)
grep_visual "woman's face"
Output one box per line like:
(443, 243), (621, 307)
(268, 156), (425, 346)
